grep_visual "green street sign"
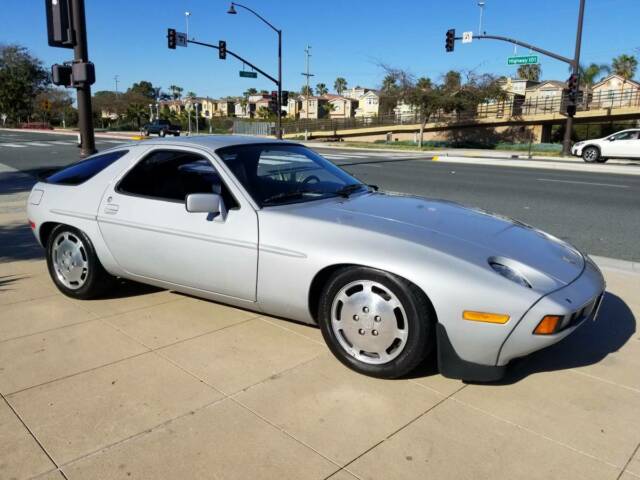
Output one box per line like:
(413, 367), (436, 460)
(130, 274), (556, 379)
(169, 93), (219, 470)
(239, 71), (257, 78)
(507, 55), (539, 65)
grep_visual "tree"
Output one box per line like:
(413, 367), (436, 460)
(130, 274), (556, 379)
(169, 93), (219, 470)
(243, 88), (258, 97)
(0, 44), (49, 123)
(517, 64), (542, 81)
(321, 102), (336, 117)
(316, 83), (328, 96)
(442, 70), (462, 91)
(168, 85), (183, 100)
(301, 85), (314, 96)
(257, 106), (272, 119)
(33, 88), (75, 126)
(128, 81), (156, 100)
(611, 54), (638, 80)
(125, 102), (149, 129)
(575, 63), (609, 87)
(334, 77), (347, 95)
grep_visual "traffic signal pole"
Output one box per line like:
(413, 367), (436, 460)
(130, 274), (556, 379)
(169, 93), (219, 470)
(70, 0), (96, 156)
(448, 0), (586, 156)
(562, 0), (586, 156)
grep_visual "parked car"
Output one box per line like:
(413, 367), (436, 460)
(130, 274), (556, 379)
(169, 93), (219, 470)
(26, 136), (605, 382)
(572, 128), (640, 163)
(141, 119), (181, 137)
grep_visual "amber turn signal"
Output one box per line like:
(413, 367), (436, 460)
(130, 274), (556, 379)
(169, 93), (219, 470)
(533, 315), (562, 335)
(462, 311), (510, 324)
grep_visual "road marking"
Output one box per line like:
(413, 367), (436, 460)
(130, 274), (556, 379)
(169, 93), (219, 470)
(24, 142), (51, 147)
(47, 140), (76, 145)
(100, 139), (126, 144)
(537, 178), (630, 189)
(0, 143), (27, 148)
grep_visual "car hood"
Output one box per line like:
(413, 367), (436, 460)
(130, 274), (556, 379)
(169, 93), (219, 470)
(311, 193), (584, 286)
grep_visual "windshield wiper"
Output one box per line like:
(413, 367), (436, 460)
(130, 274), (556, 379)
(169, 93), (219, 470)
(334, 183), (367, 198)
(262, 189), (321, 205)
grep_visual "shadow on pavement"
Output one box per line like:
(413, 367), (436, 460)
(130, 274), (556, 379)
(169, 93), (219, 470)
(0, 275), (25, 292)
(496, 292), (636, 384)
(0, 170), (38, 196)
(0, 223), (43, 262)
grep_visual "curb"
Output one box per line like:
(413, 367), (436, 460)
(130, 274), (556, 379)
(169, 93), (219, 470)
(591, 255), (640, 275)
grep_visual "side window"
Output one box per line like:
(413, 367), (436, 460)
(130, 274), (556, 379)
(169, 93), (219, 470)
(117, 150), (238, 208)
(46, 150), (128, 185)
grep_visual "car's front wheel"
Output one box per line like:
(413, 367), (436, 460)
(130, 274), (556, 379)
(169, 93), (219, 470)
(46, 225), (115, 299)
(142, 129), (149, 136)
(582, 146), (600, 163)
(159, 129), (166, 137)
(318, 267), (434, 379)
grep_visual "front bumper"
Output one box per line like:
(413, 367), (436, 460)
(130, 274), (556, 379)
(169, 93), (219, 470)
(437, 257), (605, 381)
(571, 145), (583, 156)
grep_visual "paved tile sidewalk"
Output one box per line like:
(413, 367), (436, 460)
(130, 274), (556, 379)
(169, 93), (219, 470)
(1, 192), (638, 479)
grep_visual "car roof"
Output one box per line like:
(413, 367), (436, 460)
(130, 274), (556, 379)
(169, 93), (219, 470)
(139, 135), (300, 151)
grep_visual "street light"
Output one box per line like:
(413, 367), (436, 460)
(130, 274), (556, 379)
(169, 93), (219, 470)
(227, 2), (283, 139)
(185, 11), (191, 40)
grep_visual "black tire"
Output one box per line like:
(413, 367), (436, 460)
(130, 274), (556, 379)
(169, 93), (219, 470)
(143, 129), (149, 137)
(582, 146), (600, 163)
(46, 224), (115, 300)
(596, 157), (608, 163)
(174, 132), (180, 136)
(159, 129), (166, 138)
(318, 267), (434, 379)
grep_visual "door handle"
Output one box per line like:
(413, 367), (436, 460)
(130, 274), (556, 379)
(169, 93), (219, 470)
(104, 204), (119, 214)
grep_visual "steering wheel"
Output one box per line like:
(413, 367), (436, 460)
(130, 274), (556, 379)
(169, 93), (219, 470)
(301, 175), (321, 186)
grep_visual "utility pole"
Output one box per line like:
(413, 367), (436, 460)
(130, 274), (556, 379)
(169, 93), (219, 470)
(185, 11), (191, 40)
(301, 45), (314, 140)
(71, 0), (96, 156)
(562, 0), (586, 156)
(114, 74), (119, 94)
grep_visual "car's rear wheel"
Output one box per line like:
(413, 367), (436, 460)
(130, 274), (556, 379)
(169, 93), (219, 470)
(582, 146), (600, 163)
(46, 225), (115, 299)
(143, 129), (149, 136)
(318, 267), (434, 378)
(159, 129), (166, 137)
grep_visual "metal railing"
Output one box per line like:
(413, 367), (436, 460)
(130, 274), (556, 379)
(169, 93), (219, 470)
(269, 88), (640, 136)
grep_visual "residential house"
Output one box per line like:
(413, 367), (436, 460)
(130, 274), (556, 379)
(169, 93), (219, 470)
(590, 74), (640, 108)
(523, 80), (567, 113)
(393, 100), (417, 118)
(298, 95), (329, 119)
(287, 97), (303, 118)
(325, 95), (358, 119)
(355, 90), (380, 118)
(342, 87), (369, 100)
(215, 99), (236, 117)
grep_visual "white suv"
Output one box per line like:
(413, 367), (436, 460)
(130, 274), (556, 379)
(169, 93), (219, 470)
(572, 129), (640, 163)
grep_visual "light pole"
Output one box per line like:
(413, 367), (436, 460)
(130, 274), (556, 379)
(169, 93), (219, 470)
(227, 2), (282, 139)
(478, 1), (486, 35)
(562, 0), (586, 156)
(301, 45), (314, 140)
(148, 103), (154, 121)
(185, 11), (191, 40)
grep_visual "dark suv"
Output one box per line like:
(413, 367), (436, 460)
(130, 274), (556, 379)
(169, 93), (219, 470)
(142, 119), (181, 137)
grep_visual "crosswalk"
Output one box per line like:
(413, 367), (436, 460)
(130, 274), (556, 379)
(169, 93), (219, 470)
(0, 139), (125, 148)
(317, 150), (425, 161)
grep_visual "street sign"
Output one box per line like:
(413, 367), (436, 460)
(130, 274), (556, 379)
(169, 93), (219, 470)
(462, 31), (473, 44)
(507, 55), (539, 65)
(176, 32), (187, 47)
(239, 71), (258, 78)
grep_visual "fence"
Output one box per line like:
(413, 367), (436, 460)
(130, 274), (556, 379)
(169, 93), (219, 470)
(232, 120), (275, 136)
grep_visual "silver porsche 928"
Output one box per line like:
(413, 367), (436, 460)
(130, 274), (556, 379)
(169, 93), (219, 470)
(26, 136), (605, 381)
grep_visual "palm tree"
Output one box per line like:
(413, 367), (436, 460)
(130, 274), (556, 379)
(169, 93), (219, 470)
(574, 63), (610, 87)
(381, 74), (397, 93)
(611, 54), (638, 80)
(125, 103), (148, 129)
(321, 102), (336, 117)
(315, 83), (328, 96)
(301, 85), (313, 96)
(334, 77), (347, 95)
(517, 64), (541, 81)
(243, 88), (258, 97)
(257, 106), (271, 120)
(168, 85), (183, 100)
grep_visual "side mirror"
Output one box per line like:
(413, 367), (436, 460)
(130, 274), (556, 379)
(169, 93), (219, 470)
(186, 193), (222, 214)
(608, 137), (616, 141)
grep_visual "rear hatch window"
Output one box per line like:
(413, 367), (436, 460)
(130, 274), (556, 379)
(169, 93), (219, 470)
(45, 150), (128, 185)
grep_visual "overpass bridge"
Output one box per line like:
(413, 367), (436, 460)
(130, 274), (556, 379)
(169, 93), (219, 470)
(280, 89), (640, 142)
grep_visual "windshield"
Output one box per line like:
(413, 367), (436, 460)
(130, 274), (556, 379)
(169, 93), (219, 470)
(216, 144), (367, 206)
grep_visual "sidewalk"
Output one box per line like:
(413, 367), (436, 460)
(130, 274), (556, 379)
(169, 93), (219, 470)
(0, 185), (638, 479)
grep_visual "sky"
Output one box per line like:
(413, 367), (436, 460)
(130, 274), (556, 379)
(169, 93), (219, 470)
(1, 0), (639, 99)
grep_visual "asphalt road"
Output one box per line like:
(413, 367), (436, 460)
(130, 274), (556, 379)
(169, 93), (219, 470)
(1, 130), (638, 261)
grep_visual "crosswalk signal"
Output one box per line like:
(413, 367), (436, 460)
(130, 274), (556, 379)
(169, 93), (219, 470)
(446, 29), (455, 52)
(219, 40), (227, 60)
(167, 28), (176, 49)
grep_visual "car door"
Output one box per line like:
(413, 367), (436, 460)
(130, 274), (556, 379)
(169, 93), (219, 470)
(97, 146), (258, 300)
(604, 131), (639, 158)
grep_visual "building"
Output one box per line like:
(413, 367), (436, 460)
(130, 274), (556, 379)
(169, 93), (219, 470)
(355, 90), (380, 117)
(297, 95), (329, 119)
(325, 95), (358, 119)
(590, 74), (640, 108)
(523, 80), (567, 113)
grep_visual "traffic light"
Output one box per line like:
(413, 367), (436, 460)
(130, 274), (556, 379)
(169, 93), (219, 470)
(219, 40), (227, 60)
(567, 73), (578, 101)
(270, 90), (278, 107)
(281, 90), (289, 106)
(167, 28), (176, 49)
(445, 29), (455, 52)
